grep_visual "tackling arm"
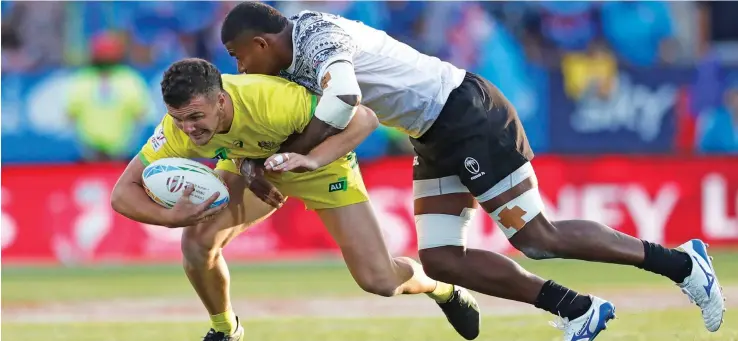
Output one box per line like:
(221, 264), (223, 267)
(278, 61), (363, 155)
(303, 104), (378, 168)
(266, 104), (378, 172)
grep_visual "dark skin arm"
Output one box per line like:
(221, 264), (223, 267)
(243, 93), (360, 205)
(279, 117), (342, 154)
(244, 117), (339, 180)
(277, 92), (360, 155)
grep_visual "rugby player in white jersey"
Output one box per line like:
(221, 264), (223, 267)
(220, 2), (726, 340)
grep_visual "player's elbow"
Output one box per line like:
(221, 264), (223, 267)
(110, 183), (125, 214)
(356, 105), (379, 131)
(110, 178), (136, 216)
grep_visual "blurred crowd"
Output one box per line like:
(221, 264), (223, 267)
(2, 1), (738, 162)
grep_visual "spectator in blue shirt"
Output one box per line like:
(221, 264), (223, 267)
(601, 1), (678, 67)
(696, 75), (738, 154)
(535, 1), (598, 52)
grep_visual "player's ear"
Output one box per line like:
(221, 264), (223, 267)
(217, 92), (226, 110)
(253, 36), (268, 50)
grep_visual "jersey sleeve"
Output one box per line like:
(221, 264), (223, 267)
(269, 81), (319, 134)
(215, 159), (240, 175)
(294, 12), (358, 83)
(138, 116), (191, 166)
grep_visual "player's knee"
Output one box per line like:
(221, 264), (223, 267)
(419, 246), (466, 282)
(180, 227), (220, 267)
(353, 273), (399, 297)
(413, 208), (474, 281)
(509, 219), (561, 260)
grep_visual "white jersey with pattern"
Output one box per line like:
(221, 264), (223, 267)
(279, 11), (466, 138)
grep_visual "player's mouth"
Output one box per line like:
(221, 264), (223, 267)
(190, 131), (206, 139)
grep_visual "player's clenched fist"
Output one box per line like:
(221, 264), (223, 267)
(237, 158), (286, 209)
(163, 185), (226, 227)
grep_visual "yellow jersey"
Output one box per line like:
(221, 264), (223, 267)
(139, 74), (317, 163)
(138, 74), (368, 210)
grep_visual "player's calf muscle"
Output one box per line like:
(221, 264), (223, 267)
(414, 194), (477, 281)
(418, 246), (466, 281)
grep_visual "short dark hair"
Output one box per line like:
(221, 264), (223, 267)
(160, 58), (223, 108)
(221, 1), (288, 44)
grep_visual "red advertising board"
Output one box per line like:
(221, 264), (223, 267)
(2, 156), (738, 265)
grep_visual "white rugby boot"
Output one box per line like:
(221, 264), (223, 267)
(677, 239), (725, 332)
(550, 296), (616, 341)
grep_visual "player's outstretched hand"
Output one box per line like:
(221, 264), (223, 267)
(239, 158), (285, 209)
(164, 185), (226, 227)
(264, 153), (319, 173)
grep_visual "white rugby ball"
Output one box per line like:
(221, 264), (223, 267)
(141, 158), (230, 209)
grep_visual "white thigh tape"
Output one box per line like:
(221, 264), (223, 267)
(415, 208), (476, 250)
(413, 176), (469, 200)
(490, 187), (544, 239)
(475, 162), (535, 203)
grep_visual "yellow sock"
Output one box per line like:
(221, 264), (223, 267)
(210, 310), (237, 335)
(427, 282), (455, 303)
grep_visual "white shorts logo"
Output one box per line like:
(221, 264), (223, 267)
(413, 156), (419, 167)
(150, 126), (167, 152)
(464, 157), (485, 180)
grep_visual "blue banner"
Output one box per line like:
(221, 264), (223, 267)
(3, 64), (720, 163)
(2, 66), (169, 164)
(548, 68), (695, 154)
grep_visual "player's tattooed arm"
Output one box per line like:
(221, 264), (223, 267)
(265, 105), (378, 173)
(278, 61), (363, 155)
(277, 116), (342, 155)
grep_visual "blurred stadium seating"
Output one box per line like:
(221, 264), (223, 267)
(2, 1), (738, 264)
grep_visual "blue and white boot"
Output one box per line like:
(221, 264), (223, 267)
(677, 239), (726, 332)
(550, 296), (616, 341)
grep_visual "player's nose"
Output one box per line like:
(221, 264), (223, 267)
(182, 122), (196, 133)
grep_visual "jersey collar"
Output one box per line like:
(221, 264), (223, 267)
(285, 18), (299, 73)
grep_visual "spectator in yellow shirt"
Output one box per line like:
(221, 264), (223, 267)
(66, 32), (150, 161)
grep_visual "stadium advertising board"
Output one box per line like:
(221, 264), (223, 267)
(3, 156), (738, 264)
(10, 67), (738, 164)
(548, 68), (695, 154)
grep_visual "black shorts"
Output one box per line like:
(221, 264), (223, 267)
(410, 72), (534, 197)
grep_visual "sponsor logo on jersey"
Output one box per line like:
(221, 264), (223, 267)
(258, 141), (279, 151)
(214, 147), (229, 160)
(464, 157), (486, 180)
(150, 126), (167, 152)
(328, 177), (348, 192)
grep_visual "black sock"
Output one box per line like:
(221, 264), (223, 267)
(636, 240), (693, 283)
(534, 280), (592, 320)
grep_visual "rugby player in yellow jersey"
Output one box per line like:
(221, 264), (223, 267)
(110, 58), (479, 341)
